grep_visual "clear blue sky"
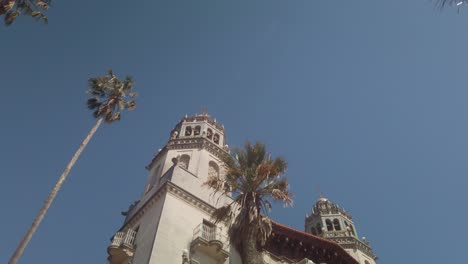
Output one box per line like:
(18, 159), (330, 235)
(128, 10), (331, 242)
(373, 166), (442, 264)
(1, 1), (467, 263)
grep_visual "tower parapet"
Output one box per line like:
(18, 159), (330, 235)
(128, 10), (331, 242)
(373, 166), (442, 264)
(146, 113), (229, 173)
(305, 197), (377, 264)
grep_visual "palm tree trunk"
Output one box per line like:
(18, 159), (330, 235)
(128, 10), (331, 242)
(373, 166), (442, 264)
(9, 117), (104, 264)
(241, 228), (265, 264)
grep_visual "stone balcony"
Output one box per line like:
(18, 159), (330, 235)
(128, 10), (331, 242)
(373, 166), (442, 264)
(190, 222), (230, 263)
(323, 231), (376, 260)
(107, 229), (137, 264)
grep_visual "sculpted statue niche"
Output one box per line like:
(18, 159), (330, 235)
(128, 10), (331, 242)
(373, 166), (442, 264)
(171, 130), (178, 139)
(208, 161), (220, 178)
(179, 154), (190, 170)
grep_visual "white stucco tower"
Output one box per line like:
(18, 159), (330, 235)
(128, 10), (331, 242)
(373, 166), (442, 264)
(304, 197), (377, 264)
(107, 113), (235, 264)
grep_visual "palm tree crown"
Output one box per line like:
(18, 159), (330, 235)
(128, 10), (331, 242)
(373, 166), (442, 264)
(87, 69), (137, 123)
(204, 141), (293, 264)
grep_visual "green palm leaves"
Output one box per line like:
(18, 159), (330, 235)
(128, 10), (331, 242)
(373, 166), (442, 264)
(205, 141), (293, 263)
(87, 70), (137, 123)
(0, 0), (50, 26)
(215, 141), (293, 211)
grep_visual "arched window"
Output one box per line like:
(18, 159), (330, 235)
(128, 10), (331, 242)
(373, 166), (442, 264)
(179, 155), (190, 170)
(208, 161), (220, 178)
(207, 128), (213, 139)
(185, 126), (192, 136)
(326, 219), (333, 231)
(333, 219), (341, 231)
(213, 133), (220, 144)
(364, 261), (370, 264)
(194, 126), (201, 136)
(349, 225), (356, 236)
(316, 223), (322, 234)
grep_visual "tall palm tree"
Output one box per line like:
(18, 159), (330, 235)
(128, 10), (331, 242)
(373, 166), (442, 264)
(0, 0), (50, 26)
(204, 141), (293, 264)
(9, 70), (137, 264)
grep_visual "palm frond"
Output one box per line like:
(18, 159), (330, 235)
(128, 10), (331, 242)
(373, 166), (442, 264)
(257, 216), (272, 246)
(125, 101), (136, 111)
(118, 99), (125, 110)
(86, 69), (137, 123)
(212, 204), (232, 224)
(2, 0), (51, 26)
(105, 112), (113, 123)
(87, 98), (101, 110)
(436, 0), (466, 8)
(205, 140), (293, 261)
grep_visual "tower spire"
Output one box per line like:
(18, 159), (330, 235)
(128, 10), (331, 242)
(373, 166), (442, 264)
(201, 107), (209, 117)
(317, 184), (324, 199)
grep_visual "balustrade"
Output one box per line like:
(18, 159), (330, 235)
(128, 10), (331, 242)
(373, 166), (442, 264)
(110, 229), (137, 249)
(191, 222), (230, 262)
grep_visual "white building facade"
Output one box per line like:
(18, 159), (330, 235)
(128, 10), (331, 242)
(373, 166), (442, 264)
(106, 114), (375, 264)
(304, 198), (377, 264)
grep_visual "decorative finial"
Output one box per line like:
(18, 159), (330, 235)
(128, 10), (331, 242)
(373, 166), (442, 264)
(317, 184), (324, 199)
(201, 107), (209, 116)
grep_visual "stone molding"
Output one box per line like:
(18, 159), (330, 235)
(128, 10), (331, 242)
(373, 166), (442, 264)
(327, 237), (377, 260)
(121, 181), (217, 231)
(167, 137), (228, 158)
(146, 137), (228, 171)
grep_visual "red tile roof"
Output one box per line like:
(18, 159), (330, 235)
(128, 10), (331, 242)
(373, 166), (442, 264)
(265, 221), (359, 264)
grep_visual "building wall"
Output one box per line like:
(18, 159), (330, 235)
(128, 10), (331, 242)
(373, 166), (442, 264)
(130, 192), (167, 264)
(148, 191), (230, 264)
(344, 249), (374, 264)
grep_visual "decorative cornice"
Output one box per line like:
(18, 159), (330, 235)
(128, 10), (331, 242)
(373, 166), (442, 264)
(146, 147), (168, 171)
(120, 180), (217, 231)
(167, 137), (229, 158)
(122, 184), (167, 230)
(165, 182), (217, 215)
(146, 137), (228, 171)
(327, 236), (377, 260)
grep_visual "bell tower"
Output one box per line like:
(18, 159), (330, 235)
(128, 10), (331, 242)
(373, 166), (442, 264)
(106, 113), (234, 264)
(305, 197), (378, 264)
(143, 112), (229, 197)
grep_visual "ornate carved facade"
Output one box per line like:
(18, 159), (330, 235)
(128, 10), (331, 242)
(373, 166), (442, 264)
(106, 114), (377, 264)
